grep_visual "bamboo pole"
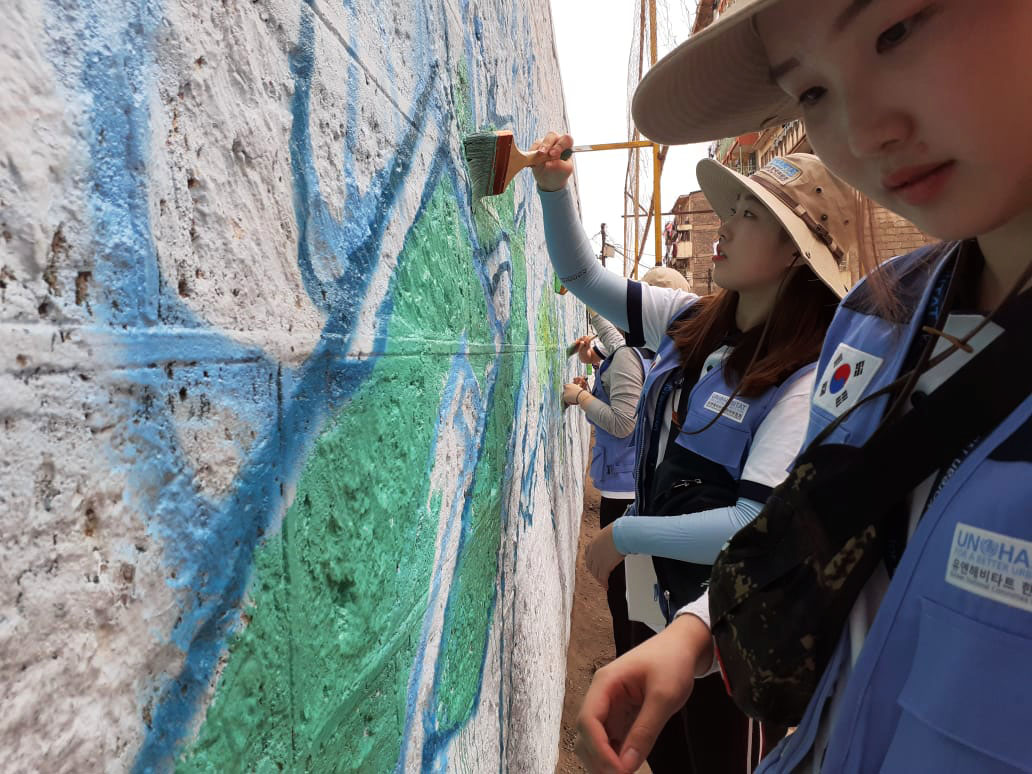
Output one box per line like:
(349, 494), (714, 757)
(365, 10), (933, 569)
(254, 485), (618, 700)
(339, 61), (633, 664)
(623, 168), (630, 277)
(630, 147), (668, 277)
(627, 149), (635, 280)
(649, 0), (662, 266)
(653, 147), (663, 266)
(633, 0), (646, 279)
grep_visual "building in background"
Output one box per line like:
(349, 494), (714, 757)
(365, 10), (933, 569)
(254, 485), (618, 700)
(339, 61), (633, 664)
(665, 192), (720, 294)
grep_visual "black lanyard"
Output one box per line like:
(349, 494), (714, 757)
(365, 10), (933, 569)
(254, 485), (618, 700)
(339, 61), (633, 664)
(641, 371), (681, 499)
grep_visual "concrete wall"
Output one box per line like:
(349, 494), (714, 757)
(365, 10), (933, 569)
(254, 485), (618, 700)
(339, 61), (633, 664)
(0, 1), (588, 771)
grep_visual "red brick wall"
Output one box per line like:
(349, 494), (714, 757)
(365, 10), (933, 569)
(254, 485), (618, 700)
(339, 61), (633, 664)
(869, 203), (938, 263)
(686, 192), (720, 294)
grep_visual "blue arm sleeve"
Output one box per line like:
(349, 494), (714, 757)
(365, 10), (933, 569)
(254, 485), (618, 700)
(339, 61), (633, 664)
(539, 186), (631, 330)
(611, 498), (764, 564)
(540, 185), (698, 350)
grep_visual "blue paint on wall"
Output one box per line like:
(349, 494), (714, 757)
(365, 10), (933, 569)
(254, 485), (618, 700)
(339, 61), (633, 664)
(394, 347), (484, 773)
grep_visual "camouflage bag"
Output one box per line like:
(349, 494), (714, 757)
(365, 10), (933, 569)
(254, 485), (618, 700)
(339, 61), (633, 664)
(707, 302), (1032, 726)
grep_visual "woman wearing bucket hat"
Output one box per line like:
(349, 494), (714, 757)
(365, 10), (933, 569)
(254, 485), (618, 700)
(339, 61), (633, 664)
(533, 133), (860, 772)
(574, 2), (1032, 774)
(563, 267), (691, 660)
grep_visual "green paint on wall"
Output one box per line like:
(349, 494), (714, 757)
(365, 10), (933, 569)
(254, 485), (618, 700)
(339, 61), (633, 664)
(535, 285), (562, 401)
(176, 175), (521, 772)
(428, 185), (530, 733)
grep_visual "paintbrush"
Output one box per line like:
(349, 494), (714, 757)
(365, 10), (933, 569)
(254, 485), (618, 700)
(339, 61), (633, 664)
(462, 131), (551, 199)
(462, 131), (649, 199)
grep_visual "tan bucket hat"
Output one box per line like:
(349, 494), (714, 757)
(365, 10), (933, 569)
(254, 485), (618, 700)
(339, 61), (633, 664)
(697, 153), (856, 298)
(641, 265), (691, 291)
(631, 0), (795, 145)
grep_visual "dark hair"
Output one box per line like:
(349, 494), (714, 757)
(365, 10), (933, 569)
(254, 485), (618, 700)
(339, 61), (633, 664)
(668, 266), (839, 397)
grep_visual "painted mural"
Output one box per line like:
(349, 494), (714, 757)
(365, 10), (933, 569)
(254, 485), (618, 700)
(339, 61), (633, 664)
(0, 1), (586, 771)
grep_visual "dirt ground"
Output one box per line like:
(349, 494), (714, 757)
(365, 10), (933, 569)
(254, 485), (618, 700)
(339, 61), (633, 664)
(555, 458), (651, 774)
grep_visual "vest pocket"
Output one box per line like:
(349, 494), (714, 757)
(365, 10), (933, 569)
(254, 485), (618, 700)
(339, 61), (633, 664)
(805, 410), (854, 447)
(674, 408), (752, 473)
(609, 459), (635, 475)
(878, 597), (1032, 773)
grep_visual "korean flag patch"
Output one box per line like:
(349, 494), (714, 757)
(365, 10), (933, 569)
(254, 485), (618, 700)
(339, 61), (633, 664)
(814, 343), (884, 416)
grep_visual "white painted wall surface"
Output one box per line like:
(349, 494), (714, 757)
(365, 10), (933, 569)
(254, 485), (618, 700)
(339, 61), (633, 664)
(0, 0), (588, 771)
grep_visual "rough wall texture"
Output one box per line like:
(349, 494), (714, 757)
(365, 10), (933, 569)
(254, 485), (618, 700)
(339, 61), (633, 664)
(0, 1), (587, 772)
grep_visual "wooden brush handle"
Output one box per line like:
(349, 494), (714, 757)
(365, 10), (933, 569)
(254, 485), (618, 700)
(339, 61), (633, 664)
(560, 140), (655, 160)
(502, 138), (656, 193)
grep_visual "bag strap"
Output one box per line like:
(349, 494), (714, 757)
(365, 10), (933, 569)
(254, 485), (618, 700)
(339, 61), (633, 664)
(740, 293), (1032, 594)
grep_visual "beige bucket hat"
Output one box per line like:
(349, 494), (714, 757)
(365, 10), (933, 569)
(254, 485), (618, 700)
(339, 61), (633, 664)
(641, 265), (691, 291)
(697, 153), (856, 298)
(631, 0), (795, 145)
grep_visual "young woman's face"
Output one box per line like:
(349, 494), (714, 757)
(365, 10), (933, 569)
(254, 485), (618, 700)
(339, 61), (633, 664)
(757, 0), (1032, 241)
(712, 194), (797, 292)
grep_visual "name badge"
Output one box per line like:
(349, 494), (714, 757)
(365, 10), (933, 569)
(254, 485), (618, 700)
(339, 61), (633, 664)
(813, 343), (883, 416)
(703, 392), (749, 423)
(760, 158), (802, 183)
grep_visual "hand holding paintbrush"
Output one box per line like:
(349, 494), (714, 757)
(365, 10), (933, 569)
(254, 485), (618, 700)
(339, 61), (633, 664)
(462, 130), (652, 199)
(461, 130), (572, 199)
(529, 131), (578, 194)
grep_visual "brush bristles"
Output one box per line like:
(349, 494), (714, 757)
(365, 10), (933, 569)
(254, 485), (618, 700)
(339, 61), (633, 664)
(462, 131), (513, 199)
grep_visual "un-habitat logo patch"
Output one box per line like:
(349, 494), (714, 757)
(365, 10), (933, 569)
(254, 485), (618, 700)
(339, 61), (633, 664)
(813, 343), (884, 416)
(760, 158), (802, 184)
(947, 523), (1032, 613)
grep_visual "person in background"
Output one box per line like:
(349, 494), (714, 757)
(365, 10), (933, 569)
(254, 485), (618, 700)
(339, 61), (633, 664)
(564, 268), (690, 658)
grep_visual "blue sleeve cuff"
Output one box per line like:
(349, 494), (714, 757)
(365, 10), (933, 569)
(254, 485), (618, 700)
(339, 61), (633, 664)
(612, 516), (632, 555)
(612, 498), (765, 564)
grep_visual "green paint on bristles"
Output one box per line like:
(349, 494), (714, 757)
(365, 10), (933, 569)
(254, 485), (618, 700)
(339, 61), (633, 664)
(462, 132), (504, 199)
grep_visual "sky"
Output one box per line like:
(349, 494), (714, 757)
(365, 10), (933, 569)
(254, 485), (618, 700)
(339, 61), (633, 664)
(548, 0), (711, 276)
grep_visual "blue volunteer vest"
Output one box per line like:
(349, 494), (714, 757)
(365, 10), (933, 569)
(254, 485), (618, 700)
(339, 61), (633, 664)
(628, 304), (815, 619)
(630, 304), (815, 510)
(758, 244), (1032, 774)
(586, 346), (652, 495)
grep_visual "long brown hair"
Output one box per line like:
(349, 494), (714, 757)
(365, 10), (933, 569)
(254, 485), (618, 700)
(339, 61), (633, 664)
(669, 266), (839, 397)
